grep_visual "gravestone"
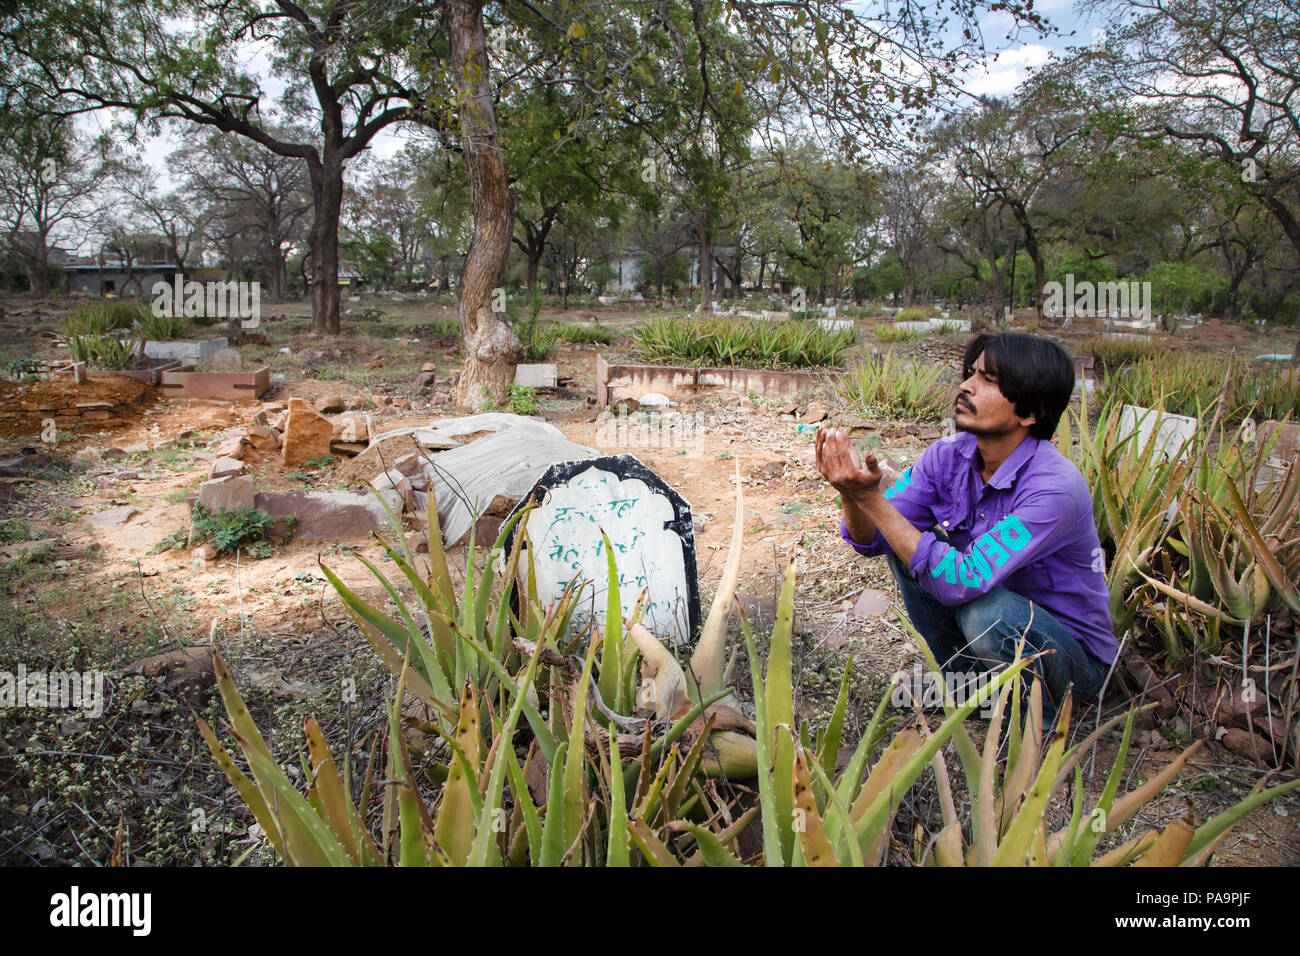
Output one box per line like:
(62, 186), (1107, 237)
(504, 455), (700, 646)
(1117, 405), (1197, 462)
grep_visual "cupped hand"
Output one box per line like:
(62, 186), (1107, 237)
(815, 425), (883, 502)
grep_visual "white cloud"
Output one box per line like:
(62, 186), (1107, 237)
(961, 43), (1054, 97)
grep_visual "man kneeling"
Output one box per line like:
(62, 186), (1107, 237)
(815, 332), (1116, 732)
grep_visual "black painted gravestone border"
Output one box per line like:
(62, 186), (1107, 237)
(502, 454), (702, 646)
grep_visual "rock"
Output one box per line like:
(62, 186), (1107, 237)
(798, 402), (829, 424)
(197, 475), (255, 513)
(371, 393), (392, 407)
(253, 489), (404, 542)
(364, 359), (384, 369)
(421, 362), (437, 373)
(851, 588), (892, 620)
(87, 505), (139, 530)
(1219, 727), (1284, 763)
(123, 442), (151, 455)
(281, 398), (334, 467)
(126, 646), (215, 701)
(431, 392), (451, 406)
(330, 441), (367, 457)
(209, 457), (245, 479)
(250, 410), (269, 427)
(246, 425), (281, 451)
(413, 371), (437, 389)
(191, 544), (218, 562)
(777, 402), (799, 417)
(102, 447), (126, 460)
(212, 347), (241, 370)
(762, 459), (786, 479)
(315, 394), (346, 414)
(214, 435), (246, 460)
(391, 398), (410, 410)
(331, 413), (370, 443)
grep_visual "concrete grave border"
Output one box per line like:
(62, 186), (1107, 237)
(596, 353), (839, 406)
(160, 366), (271, 400)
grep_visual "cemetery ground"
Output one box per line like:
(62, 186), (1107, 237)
(0, 292), (1297, 866)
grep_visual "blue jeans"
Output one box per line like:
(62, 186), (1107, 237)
(885, 552), (1110, 735)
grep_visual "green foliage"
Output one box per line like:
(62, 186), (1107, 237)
(0, 519), (32, 544)
(894, 306), (929, 322)
(134, 310), (191, 341)
(1143, 261), (1229, 317)
(507, 383), (540, 415)
(549, 322), (615, 345)
(633, 317), (854, 368)
(1058, 390), (1300, 663)
(876, 323), (924, 343)
(1100, 354), (1300, 422)
(64, 300), (147, 336)
(1084, 335), (1160, 372)
(67, 333), (141, 369)
(509, 290), (554, 361)
(428, 319), (461, 341)
(147, 528), (190, 555)
(835, 350), (952, 419)
(190, 504), (276, 557)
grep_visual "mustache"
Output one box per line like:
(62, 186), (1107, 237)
(955, 397), (975, 412)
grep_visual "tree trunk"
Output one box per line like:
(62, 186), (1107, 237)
(697, 218), (712, 313)
(448, 0), (521, 409)
(307, 155), (344, 334)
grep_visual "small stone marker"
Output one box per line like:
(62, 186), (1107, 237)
(1117, 405), (1197, 462)
(197, 475), (255, 512)
(504, 455), (701, 645)
(515, 363), (558, 388)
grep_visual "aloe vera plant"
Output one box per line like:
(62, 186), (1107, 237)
(201, 453), (1297, 864)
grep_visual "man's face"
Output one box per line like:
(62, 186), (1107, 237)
(954, 350), (1036, 437)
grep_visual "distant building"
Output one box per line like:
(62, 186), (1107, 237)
(63, 259), (179, 297)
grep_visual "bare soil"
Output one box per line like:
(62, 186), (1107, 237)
(0, 292), (1296, 866)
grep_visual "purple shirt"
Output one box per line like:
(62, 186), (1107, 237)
(841, 431), (1116, 664)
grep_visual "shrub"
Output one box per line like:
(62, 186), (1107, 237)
(835, 349), (952, 419)
(1084, 336), (1160, 372)
(64, 300), (147, 336)
(190, 504), (276, 557)
(67, 333), (142, 369)
(877, 323), (924, 343)
(633, 317), (854, 368)
(549, 322), (615, 345)
(507, 383), (540, 416)
(135, 310), (191, 341)
(1100, 353), (1300, 422)
(894, 306), (929, 322)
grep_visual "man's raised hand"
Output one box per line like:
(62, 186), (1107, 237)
(815, 426), (883, 502)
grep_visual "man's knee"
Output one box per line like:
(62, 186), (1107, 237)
(952, 592), (1024, 660)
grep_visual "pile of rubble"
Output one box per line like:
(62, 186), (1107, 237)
(190, 406), (596, 553)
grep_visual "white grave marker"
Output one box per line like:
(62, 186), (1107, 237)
(505, 456), (700, 645)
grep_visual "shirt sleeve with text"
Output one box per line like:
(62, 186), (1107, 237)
(906, 487), (1076, 606)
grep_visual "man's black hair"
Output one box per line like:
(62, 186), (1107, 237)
(961, 332), (1074, 440)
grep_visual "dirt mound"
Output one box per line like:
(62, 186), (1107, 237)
(0, 373), (156, 438)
